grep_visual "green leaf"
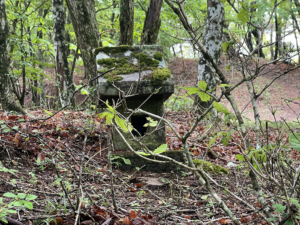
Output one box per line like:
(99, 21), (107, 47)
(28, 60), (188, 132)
(222, 42), (229, 52)
(17, 193), (26, 199)
(237, 8), (249, 24)
(182, 86), (200, 95)
(122, 158), (131, 165)
(236, 154), (245, 162)
(99, 112), (114, 125)
(10, 201), (22, 207)
(3, 193), (17, 198)
(2, 128), (10, 133)
(198, 80), (207, 90)
(221, 132), (231, 146)
(290, 198), (300, 208)
(153, 144), (167, 154)
(137, 151), (150, 156)
(285, 219), (293, 225)
(23, 201), (33, 209)
(225, 65), (231, 71)
(25, 194), (37, 201)
(219, 84), (229, 87)
(106, 100), (116, 115)
(273, 204), (286, 213)
(267, 217), (278, 222)
(197, 80), (211, 102)
(12, 126), (19, 130)
(144, 117), (158, 127)
(208, 136), (217, 146)
(6, 210), (17, 213)
(44, 109), (53, 116)
(1, 218), (8, 223)
(289, 133), (300, 151)
(213, 101), (229, 114)
(80, 88), (89, 95)
(115, 116), (132, 133)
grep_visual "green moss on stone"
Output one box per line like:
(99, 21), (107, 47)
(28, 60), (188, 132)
(152, 68), (171, 80)
(134, 53), (159, 67)
(153, 52), (163, 61)
(193, 159), (229, 174)
(105, 75), (123, 83)
(94, 45), (135, 55)
(143, 68), (171, 85)
(97, 58), (116, 67)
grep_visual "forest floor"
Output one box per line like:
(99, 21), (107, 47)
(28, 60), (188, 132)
(0, 57), (300, 225)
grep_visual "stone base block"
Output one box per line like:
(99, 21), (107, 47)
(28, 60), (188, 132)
(112, 150), (185, 173)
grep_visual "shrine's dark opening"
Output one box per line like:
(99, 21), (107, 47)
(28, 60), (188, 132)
(131, 116), (147, 136)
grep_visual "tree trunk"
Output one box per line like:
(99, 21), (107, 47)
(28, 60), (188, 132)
(293, 21), (300, 65)
(37, 8), (48, 107)
(196, 0), (224, 111)
(245, 31), (254, 52)
(251, 28), (265, 58)
(110, 0), (117, 39)
(65, 0), (99, 79)
(274, 14), (282, 61)
(0, 0), (25, 114)
(270, 23), (274, 59)
(27, 26), (38, 106)
(141, 0), (163, 45)
(119, 0), (134, 46)
(53, 0), (74, 107)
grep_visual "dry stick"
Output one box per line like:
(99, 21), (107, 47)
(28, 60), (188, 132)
(107, 125), (118, 213)
(76, 134), (87, 214)
(74, 186), (84, 225)
(21, 213), (73, 222)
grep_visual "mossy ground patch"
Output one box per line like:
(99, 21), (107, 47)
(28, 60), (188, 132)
(193, 159), (229, 174)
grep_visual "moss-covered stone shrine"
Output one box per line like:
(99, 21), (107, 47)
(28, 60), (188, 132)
(96, 45), (184, 172)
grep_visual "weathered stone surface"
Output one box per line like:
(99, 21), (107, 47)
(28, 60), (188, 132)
(112, 150), (185, 173)
(96, 45), (178, 173)
(98, 72), (174, 101)
(113, 98), (165, 150)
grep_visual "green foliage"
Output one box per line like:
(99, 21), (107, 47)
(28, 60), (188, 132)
(143, 117), (158, 127)
(2, 192), (37, 213)
(98, 101), (132, 133)
(165, 94), (194, 112)
(137, 144), (167, 156)
(289, 133), (300, 151)
(111, 155), (131, 166)
(193, 159), (229, 174)
(0, 196), (17, 224)
(182, 80), (211, 102)
(237, 8), (250, 24)
(213, 101), (229, 114)
(0, 162), (18, 175)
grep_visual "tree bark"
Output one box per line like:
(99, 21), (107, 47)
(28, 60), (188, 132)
(270, 23), (274, 59)
(274, 14), (282, 61)
(245, 31), (254, 53)
(65, 0), (99, 79)
(119, 0), (134, 46)
(251, 28), (265, 58)
(141, 0), (163, 45)
(196, 0), (224, 111)
(53, 0), (74, 107)
(37, 8), (48, 107)
(0, 0), (25, 114)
